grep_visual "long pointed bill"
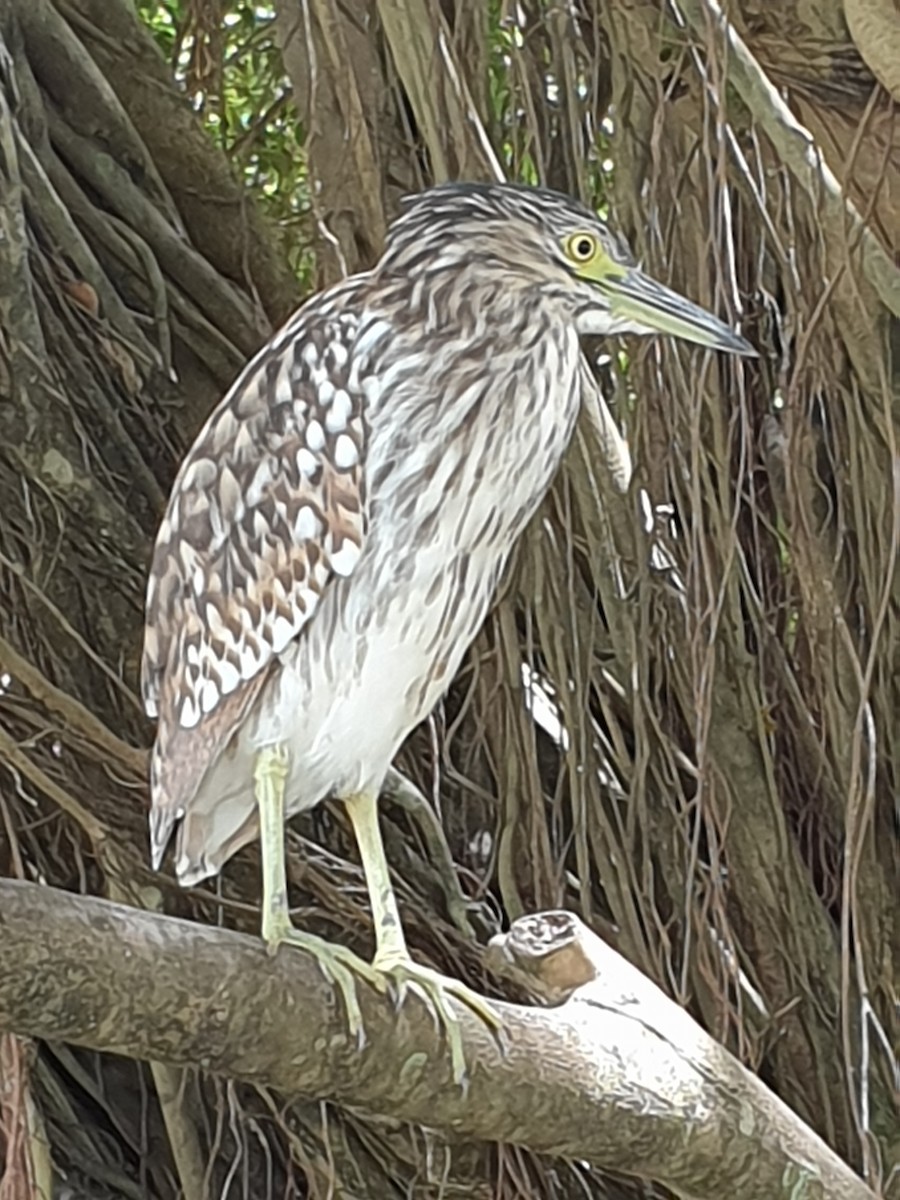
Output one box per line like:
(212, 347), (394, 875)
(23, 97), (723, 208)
(604, 268), (756, 356)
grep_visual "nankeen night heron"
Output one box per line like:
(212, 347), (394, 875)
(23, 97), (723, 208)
(142, 182), (753, 1078)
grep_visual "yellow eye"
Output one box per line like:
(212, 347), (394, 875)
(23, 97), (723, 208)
(565, 233), (598, 263)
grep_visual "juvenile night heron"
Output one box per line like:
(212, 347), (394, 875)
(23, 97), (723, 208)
(142, 182), (752, 1076)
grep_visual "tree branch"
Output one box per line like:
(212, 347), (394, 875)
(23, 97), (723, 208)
(678, 0), (900, 318)
(0, 883), (873, 1200)
(843, 0), (900, 102)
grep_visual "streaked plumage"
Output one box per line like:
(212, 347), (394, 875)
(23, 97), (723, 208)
(143, 182), (752, 1072)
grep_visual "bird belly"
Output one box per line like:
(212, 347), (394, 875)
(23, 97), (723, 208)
(253, 546), (495, 808)
(268, 363), (581, 807)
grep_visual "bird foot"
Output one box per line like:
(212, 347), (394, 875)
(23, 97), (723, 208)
(371, 950), (503, 1086)
(262, 913), (384, 1046)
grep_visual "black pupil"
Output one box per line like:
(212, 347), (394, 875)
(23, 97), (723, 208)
(576, 238), (593, 258)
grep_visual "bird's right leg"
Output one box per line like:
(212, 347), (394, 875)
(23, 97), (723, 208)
(254, 743), (380, 1043)
(344, 789), (501, 1084)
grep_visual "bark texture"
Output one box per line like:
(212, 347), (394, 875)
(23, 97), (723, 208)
(0, 884), (878, 1200)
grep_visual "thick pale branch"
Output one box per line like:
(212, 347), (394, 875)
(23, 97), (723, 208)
(0, 883), (872, 1200)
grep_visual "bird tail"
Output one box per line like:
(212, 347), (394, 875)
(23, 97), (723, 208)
(149, 800), (178, 871)
(147, 668), (270, 880)
(148, 736), (184, 869)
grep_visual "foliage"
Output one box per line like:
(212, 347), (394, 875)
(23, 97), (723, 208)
(139, 0), (312, 278)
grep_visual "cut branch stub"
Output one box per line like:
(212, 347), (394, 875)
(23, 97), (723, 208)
(487, 910), (601, 1004)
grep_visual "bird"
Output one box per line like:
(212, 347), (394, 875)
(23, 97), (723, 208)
(142, 181), (753, 1079)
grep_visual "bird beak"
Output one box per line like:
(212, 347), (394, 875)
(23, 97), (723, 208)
(602, 267), (756, 356)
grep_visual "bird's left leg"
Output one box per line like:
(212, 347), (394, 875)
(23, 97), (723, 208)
(343, 789), (501, 1084)
(255, 744), (381, 1043)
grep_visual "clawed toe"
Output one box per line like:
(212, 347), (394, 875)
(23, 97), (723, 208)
(263, 924), (377, 1046)
(372, 954), (502, 1085)
(262, 919), (502, 1083)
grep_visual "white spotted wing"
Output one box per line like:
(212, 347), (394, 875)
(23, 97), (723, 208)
(141, 305), (368, 840)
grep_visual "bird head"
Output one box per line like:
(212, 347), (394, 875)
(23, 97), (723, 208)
(384, 182), (755, 356)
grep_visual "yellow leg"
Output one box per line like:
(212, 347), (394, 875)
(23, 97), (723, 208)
(344, 790), (501, 1084)
(255, 744), (379, 1044)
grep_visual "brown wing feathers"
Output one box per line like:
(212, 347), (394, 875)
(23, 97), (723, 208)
(142, 309), (368, 863)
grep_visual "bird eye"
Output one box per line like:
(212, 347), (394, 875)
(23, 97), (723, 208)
(565, 233), (598, 264)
